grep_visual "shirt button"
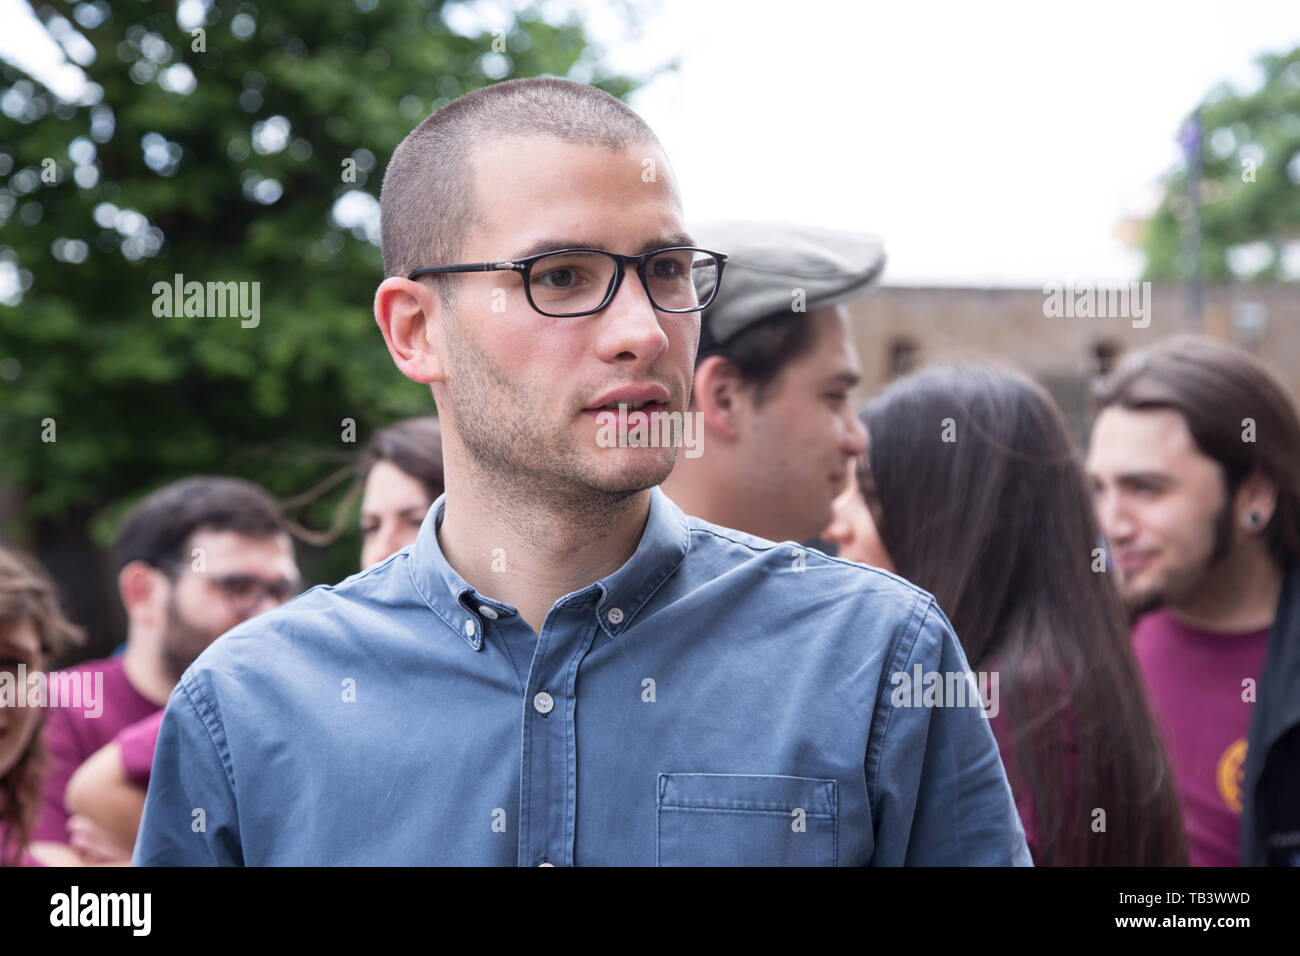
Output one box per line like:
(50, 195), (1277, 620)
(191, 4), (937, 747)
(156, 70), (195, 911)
(464, 619), (476, 637)
(478, 605), (499, 620)
(538, 861), (554, 867)
(533, 691), (554, 715)
(607, 607), (624, 625)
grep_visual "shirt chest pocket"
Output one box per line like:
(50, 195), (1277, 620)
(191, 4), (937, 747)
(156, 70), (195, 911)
(655, 772), (838, 866)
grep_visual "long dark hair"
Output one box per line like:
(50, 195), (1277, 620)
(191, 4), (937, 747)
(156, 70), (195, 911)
(0, 547), (83, 866)
(859, 365), (1187, 865)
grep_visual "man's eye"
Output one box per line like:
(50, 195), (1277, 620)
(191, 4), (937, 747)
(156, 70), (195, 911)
(536, 267), (581, 289)
(360, 524), (378, 537)
(222, 579), (256, 597)
(651, 259), (684, 278)
(826, 393), (849, 405)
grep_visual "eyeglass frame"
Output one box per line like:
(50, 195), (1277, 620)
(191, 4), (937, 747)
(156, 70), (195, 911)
(406, 245), (728, 318)
(156, 560), (302, 614)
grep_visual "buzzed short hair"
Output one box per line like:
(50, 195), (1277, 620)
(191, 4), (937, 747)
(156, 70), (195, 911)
(380, 77), (662, 302)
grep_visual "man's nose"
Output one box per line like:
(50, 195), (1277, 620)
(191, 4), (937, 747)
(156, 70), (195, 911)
(841, 407), (867, 456)
(595, 270), (670, 363)
(1095, 489), (1134, 543)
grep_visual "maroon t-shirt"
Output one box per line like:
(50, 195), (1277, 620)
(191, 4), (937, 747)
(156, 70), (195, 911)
(31, 655), (161, 845)
(1133, 609), (1271, 867)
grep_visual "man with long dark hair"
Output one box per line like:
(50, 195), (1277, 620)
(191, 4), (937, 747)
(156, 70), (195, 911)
(1088, 335), (1300, 866)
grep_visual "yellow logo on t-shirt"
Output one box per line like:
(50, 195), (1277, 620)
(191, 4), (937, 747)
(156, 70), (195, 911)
(1216, 739), (1248, 813)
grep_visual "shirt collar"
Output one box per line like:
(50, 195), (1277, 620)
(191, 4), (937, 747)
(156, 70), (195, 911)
(408, 486), (691, 650)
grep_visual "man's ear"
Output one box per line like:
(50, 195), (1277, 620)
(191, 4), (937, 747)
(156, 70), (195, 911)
(374, 277), (447, 384)
(692, 355), (751, 442)
(117, 561), (166, 627)
(1236, 471), (1279, 532)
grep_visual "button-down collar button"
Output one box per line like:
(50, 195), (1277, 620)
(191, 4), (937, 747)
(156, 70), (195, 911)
(464, 618), (476, 637)
(478, 605), (499, 620)
(533, 691), (554, 715)
(607, 606), (624, 625)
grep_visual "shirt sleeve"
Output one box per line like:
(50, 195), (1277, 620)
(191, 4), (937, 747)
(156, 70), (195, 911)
(866, 598), (1033, 866)
(115, 710), (166, 790)
(131, 676), (242, 866)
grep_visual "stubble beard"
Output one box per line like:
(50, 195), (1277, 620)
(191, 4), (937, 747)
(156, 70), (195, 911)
(1120, 491), (1238, 619)
(443, 309), (678, 516)
(161, 591), (220, 685)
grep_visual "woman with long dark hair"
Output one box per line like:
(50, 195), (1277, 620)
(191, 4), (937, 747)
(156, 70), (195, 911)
(0, 546), (83, 866)
(824, 365), (1187, 865)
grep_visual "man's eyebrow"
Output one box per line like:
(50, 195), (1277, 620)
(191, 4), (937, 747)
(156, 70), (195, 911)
(1113, 471), (1176, 486)
(509, 234), (697, 259)
(825, 370), (861, 386)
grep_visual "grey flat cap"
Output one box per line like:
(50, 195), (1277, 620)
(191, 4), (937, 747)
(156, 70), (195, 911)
(691, 221), (886, 351)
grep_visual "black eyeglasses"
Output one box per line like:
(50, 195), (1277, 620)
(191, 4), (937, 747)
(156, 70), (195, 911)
(407, 246), (727, 318)
(160, 562), (301, 613)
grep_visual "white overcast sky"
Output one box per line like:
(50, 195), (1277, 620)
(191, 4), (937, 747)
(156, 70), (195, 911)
(3, 0), (1299, 285)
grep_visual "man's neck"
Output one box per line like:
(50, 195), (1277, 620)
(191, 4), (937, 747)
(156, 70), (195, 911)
(1170, 547), (1285, 634)
(121, 632), (178, 708)
(436, 473), (652, 636)
(661, 456), (768, 539)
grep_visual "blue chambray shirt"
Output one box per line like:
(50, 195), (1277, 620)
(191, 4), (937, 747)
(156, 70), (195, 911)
(133, 487), (1032, 866)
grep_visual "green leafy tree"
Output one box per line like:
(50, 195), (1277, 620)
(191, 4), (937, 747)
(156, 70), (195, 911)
(0, 0), (659, 641)
(1141, 46), (1300, 282)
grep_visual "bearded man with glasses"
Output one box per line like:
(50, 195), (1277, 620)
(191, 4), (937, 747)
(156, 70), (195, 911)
(34, 476), (300, 864)
(135, 77), (1029, 867)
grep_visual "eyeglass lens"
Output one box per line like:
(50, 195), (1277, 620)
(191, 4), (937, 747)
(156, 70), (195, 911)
(526, 249), (719, 316)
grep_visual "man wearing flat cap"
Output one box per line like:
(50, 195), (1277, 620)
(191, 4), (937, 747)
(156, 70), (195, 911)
(662, 221), (883, 544)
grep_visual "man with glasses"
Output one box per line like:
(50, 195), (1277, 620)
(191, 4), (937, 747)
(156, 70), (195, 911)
(135, 77), (1029, 865)
(34, 476), (299, 863)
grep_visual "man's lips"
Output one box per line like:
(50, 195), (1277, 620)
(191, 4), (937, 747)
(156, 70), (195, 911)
(1113, 549), (1157, 572)
(583, 383), (672, 412)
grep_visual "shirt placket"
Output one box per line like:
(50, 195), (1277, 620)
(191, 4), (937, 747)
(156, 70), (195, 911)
(517, 599), (599, 867)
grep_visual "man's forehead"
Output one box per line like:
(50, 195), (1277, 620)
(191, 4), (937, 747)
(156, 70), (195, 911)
(184, 528), (293, 564)
(807, 306), (862, 369)
(1089, 406), (1202, 470)
(465, 135), (683, 254)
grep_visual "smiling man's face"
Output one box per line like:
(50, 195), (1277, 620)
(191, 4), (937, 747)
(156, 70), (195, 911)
(432, 136), (698, 506)
(1086, 406), (1231, 614)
